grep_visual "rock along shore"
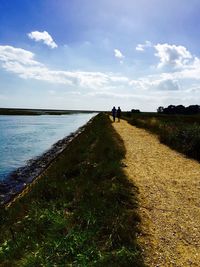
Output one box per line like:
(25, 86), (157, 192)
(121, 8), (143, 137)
(0, 116), (96, 206)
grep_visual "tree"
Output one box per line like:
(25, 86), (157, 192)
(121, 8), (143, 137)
(131, 109), (140, 113)
(157, 104), (200, 115)
(157, 106), (164, 113)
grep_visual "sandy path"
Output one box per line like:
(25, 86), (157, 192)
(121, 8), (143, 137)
(112, 119), (200, 267)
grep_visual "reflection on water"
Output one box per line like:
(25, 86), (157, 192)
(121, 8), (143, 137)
(0, 113), (96, 181)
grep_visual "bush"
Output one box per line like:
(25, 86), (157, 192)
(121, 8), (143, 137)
(123, 113), (200, 161)
(160, 123), (200, 160)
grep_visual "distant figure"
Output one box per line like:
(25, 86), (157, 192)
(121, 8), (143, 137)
(112, 106), (116, 122)
(117, 107), (121, 122)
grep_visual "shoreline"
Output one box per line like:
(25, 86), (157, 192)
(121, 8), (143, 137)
(0, 113), (142, 265)
(0, 115), (97, 206)
(0, 108), (99, 116)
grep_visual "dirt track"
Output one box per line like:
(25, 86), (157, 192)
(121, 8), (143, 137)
(112, 118), (200, 267)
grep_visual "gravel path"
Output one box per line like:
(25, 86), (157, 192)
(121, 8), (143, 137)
(112, 119), (200, 267)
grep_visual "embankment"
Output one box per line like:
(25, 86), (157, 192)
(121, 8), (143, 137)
(0, 113), (144, 267)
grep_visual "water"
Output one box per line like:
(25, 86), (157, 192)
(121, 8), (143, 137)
(0, 113), (97, 181)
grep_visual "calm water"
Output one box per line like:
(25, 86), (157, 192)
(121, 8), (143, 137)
(0, 113), (97, 181)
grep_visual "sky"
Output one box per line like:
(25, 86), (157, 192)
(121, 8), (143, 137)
(0, 0), (200, 111)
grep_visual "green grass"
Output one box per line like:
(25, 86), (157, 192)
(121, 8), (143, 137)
(0, 113), (144, 266)
(123, 112), (200, 161)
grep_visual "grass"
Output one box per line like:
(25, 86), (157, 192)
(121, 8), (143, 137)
(123, 112), (200, 161)
(0, 113), (144, 266)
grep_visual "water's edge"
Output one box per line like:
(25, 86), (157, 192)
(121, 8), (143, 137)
(0, 115), (97, 206)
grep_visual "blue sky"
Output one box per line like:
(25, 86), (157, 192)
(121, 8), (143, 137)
(0, 0), (200, 111)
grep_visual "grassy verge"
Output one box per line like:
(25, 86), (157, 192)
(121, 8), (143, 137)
(0, 113), (143, 266)
(123, 112), (200, 161)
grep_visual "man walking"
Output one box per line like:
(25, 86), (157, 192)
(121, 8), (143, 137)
(112, 106), (116, 122)
(117, 107), (121, 122)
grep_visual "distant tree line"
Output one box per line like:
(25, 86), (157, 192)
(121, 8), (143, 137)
(131, 109), (141, 113)
(157, 105), (200, 115)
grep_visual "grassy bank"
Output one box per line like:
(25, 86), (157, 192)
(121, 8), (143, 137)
(123, 112), (200, 161)
(0, 113), (143, 266)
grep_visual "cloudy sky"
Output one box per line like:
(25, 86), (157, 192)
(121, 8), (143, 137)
(0, 0), (200, 111)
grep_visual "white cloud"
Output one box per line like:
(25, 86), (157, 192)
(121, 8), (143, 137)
(129, 75), (180, 91)
(0, 45), (40, 65)
(136, 40), (152, 52)
(109, 76), (129, 83)
(153, 79), (180, 91)
(114, 49), (124, 59)
(154, 43), (192, 68)
(0, 43), (199, 109)
(0, 45), (131, 90)
(28, 31), (58, 49)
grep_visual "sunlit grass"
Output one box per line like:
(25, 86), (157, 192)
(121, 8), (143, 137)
(0, 113), (144, 266)
(123, 112), (200, 161)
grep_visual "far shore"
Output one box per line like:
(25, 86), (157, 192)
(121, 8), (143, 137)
(0, 108), (99, 116)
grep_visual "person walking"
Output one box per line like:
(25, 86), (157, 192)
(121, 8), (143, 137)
(117, 107), (121, 122)
(112, 106), (116, 122)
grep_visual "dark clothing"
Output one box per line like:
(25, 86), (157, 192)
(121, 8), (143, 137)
(116, 107), (121, 122)
(117, 109), (121, 118)
(112, 107), (116, 122)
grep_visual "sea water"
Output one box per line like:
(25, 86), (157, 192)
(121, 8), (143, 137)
(0, 113), (97, 181)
